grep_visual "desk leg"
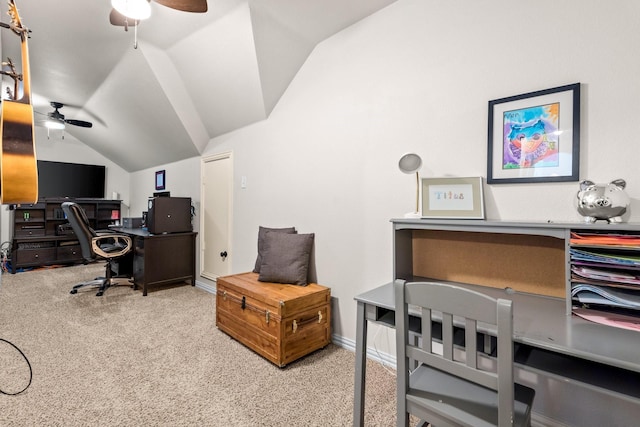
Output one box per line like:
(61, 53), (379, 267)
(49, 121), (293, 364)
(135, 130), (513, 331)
(353, 301), (368, 427)
(190, 233), (196, 287)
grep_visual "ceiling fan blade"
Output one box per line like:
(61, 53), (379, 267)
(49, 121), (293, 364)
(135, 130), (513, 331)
(65, 119), (93, 128)
(109, 8), (140, 27)
(154, 0), (207, 13)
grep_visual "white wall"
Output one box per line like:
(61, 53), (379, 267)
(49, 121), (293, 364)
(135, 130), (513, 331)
(128, 157), (202, 277)
(201, 0), (640, 355)
(128, 157), (201, 220)
(0, 128), (130, 246)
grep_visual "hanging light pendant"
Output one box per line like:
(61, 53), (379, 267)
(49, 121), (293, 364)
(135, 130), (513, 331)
(44, 120), (65, 130)
(111, 0), (151, 20)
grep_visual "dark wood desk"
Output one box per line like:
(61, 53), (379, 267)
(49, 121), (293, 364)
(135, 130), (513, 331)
(118, 228), (197, 296)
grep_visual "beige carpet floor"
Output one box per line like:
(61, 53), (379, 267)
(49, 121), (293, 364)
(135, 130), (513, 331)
(0, 263), (397, 426)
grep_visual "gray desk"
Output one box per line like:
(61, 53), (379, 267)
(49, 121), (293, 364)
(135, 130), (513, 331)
(353, 282), (640, 427)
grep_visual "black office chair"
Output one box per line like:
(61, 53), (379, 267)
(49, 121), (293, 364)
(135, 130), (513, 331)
(61, 202), (133, 296)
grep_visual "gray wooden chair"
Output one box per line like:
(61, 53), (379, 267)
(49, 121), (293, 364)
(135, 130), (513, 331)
(395, 280), (535, 427)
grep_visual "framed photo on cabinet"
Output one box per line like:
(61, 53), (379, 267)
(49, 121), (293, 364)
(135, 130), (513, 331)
(421, 177), (485, 219)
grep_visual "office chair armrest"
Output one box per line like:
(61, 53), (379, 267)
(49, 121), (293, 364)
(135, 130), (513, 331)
(91, 234), (133, 259)
(95, 229), (118, 234)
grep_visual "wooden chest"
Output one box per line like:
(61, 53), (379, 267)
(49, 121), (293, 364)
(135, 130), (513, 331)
(216, 272), (331, 367)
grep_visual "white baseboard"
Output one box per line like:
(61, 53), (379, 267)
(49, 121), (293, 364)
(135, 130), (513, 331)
(195, 279), (216, 294)
(531, 413), (569, 427)
(331, 333), (397, 368)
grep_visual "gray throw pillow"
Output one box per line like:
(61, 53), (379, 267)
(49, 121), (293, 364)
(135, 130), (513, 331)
(258, 231), (314, 286)
(253, 226), (296, 273)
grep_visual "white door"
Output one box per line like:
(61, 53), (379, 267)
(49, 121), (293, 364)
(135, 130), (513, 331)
(200, 152), (232, 281)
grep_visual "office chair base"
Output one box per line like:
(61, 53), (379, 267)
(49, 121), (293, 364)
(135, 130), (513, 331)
(69, 277), (129, 296)
(69, 256), (134, 296)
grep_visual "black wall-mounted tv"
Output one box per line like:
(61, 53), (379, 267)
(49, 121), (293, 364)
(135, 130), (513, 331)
(37, 160), (106, 199)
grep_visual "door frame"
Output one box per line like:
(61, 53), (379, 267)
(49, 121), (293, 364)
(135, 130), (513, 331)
(200, 151), (233, 281)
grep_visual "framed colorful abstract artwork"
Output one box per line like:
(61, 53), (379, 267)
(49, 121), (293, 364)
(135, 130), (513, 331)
(487, 83), (580, 184)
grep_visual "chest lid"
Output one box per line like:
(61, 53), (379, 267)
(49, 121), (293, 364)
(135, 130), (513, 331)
(217, 272), (330, 317)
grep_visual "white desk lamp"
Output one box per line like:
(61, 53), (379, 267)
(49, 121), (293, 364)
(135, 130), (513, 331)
(398, 153), (422, 218)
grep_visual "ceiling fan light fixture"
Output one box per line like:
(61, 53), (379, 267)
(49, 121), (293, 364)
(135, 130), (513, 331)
(111, 0), (151, 20)
(44, 120), (65, 130)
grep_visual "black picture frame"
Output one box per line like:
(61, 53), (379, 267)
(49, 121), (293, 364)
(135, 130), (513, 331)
(487, 83), (580, 184)
(155, 170), (166, 190)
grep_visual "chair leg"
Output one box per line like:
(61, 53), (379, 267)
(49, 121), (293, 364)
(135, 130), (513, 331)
(95, 281), (108, 297)
(70, 278), (108, 295)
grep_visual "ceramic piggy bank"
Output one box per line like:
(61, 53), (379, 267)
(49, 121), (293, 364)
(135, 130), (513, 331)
(576, 179), (630, 223)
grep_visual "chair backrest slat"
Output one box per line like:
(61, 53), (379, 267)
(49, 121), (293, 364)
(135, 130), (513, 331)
(442, 312), (454, 360)
(466, 318), (478, 369)
(421, 307), (432, 352)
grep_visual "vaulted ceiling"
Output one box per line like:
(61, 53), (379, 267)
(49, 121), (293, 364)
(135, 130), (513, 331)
(0, 0), (396, 172)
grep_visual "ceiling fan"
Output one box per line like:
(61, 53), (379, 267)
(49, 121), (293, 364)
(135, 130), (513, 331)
(37, 102), (93, 133)
(109, 0), (208, 27)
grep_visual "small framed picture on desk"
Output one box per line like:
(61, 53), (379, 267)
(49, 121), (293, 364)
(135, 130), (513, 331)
(155, 170), (166, 190)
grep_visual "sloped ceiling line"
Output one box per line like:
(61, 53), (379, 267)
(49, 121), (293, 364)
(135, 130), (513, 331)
(249, 1), (316, 116)
(140, 42), (210, 153)
(0, 0), (398, 172)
